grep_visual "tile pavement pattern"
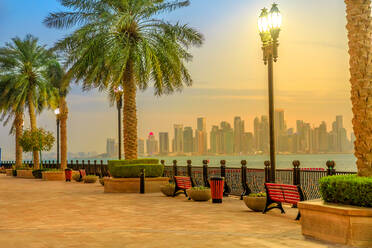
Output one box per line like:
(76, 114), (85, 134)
(0, 175), (351, 248)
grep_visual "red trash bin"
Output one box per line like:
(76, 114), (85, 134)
(210, 177), (224, 203)
(65, 169), (72, 182)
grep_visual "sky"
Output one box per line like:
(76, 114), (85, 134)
(0, 0), (352, 159)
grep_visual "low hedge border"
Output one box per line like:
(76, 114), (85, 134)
(319, 175), (372, 207)
(108, 162), (164, 178)
(108, 159), (159, 165)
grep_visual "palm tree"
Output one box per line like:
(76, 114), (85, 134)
(345, 0), (372, 177)
(44, 0), (203, 160)
(0, 82), (24, 168)
(0, 35), (58, 169)
(48, 61), (70, 170)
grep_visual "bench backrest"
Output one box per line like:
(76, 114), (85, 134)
(265, 183), (303, 204)
(79, 169), (86, 178)
(174, 176), (192, 189)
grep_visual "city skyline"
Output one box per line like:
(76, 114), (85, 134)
(125, 111), (354, 157)
(0, 0), (352, 159)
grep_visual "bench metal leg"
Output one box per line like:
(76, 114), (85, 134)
(295, 211), (301, 221)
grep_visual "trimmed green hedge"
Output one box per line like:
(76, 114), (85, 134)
(108, 160), (164, 178)
(319, 175), (372, 207)
(108, 159), (159, 165)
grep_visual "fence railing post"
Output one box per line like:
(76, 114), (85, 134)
(100, 160), (104, 177)
(203, 160), (210, 187)
(140, 169), (145, 194)
(172, 160), (178, 177)
(264, 161), (271, 183)
(292, 160), (301, 186)
(75, 160), (79, 170)
(87, 160), (91, 175)
(94, 160), (97, 176)
(220, 160), (230, 196)
(187, 160), (192, 177)
(326, 160), (336, 176)
(240, 160), (251, 200)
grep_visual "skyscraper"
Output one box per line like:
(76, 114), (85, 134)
(159, 132), (169, 155)
(183, 127), (194, 153)
(106, 138), (115, 157)
(196, 117), (207, 154)
(173, 124), (183, 153)
(234, 116), (244, 154)
(138, 139), (145, 156)
(146, 132), (158, 156)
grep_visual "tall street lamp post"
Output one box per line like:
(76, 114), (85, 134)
(54, 108), (60, 166)
(258, 3), (282, 182)
(114, 86), (124, 160)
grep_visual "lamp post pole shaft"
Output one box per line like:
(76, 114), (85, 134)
(57, 119), (60, 166)
(267, 52), (276, 183)
(117, 96), (122, 160)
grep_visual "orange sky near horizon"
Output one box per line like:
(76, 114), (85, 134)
(0, 0), (354, 158)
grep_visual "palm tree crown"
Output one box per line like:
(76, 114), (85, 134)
(0, 35), (58, 167)
(45, 0), (204, 159)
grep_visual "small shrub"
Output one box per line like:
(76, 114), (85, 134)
(249, 192), (266, 197)
(160, 183), (175, 196)
(108, 162), (164, 178)
(108, 159), (159, 165)
(191, 186), (210, 191)
(319, 175), (372, 207)
(72, 173), (82, 182)
(84, 175), (98, 183)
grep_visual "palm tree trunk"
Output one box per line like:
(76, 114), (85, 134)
(28, 94), (39, 169)
(345, 0), (372, 177)
(59, 97), (68, 170)
(15, 112), (23, 168)
(123, 62), (138, 160)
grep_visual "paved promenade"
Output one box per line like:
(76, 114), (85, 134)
(0, 174), (350, 248)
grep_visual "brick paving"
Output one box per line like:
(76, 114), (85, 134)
(0, 174), (350, 248)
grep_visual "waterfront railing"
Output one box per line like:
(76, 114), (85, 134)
(1, 159), (356, 200)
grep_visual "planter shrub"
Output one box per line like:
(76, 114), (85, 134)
(108, 159), (164, 178)
(72, 173), (83, 182)
(84, 175), (98, 183)
(319, 175), (372, 207)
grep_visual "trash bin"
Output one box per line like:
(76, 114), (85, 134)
(210, 177), (224, 203)
(65, 168), (72, 182)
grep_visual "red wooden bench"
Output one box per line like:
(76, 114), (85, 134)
(263, 183), (305, 220)
(173, 176), (194, 198)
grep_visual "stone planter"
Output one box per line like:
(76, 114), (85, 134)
(42, 171), (65, 181)
(187, 189), (211, 201)
(17, 170), (35, 179)
(243, 196), (267, 212)
(104, 177), (169, 193)
(298, 199), (372, 247)
(160, 184), (175, 197)
(5, 169), (13, 176)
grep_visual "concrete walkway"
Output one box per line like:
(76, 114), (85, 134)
(0, 174), (350, 248)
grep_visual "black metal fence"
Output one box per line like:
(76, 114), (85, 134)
(0, 160), (110, 177)
(1, 159), (356, 200)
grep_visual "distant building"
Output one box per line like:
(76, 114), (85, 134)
(106, 138), (115, 157)
(159, 132), (169, 155)
(173, 124), (183, 153)
(146, 132), (158, 156)
(196, 118), (207, 154)
(183, 127), (194, 153)
(138, 139), (145, 156)
(234, 116), (244, 154)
